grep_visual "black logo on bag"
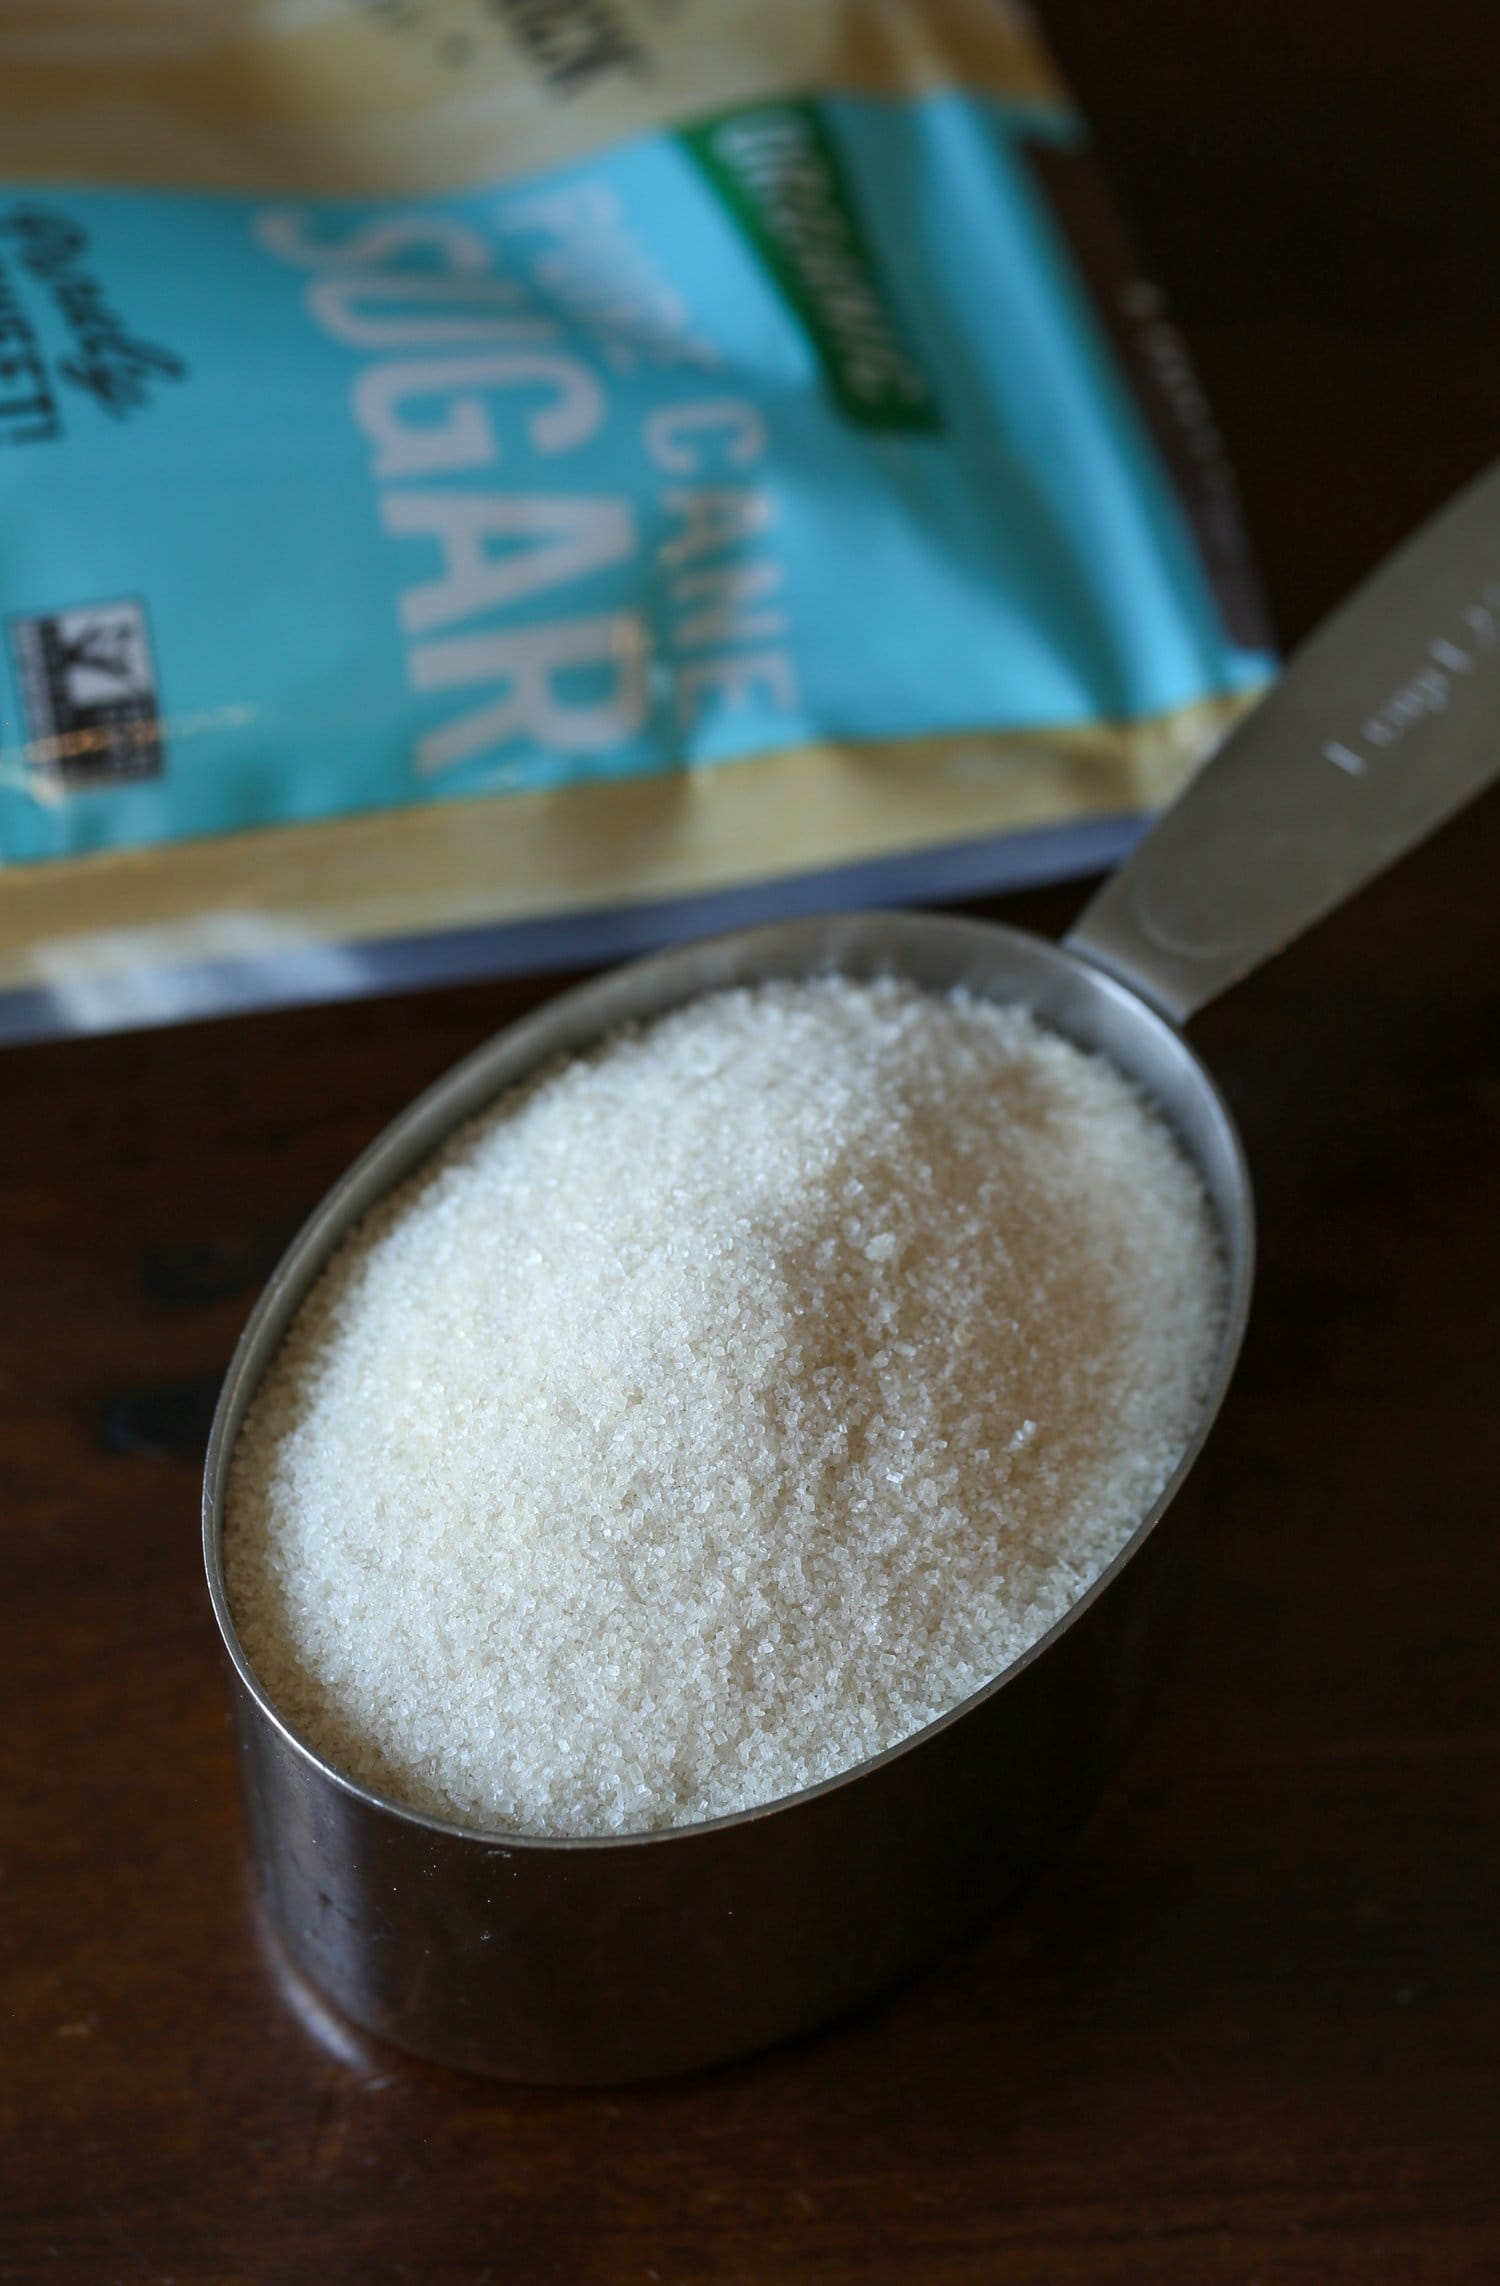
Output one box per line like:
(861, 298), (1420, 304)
(10, 598), (164, 787)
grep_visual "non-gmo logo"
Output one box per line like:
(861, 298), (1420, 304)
(10, 596), (163, 788)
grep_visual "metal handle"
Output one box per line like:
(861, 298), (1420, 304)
(1067, 460), (1500, 1025)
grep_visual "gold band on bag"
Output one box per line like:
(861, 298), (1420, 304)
(0, 0), (1062, 196)
(0, 698), (1253, 992)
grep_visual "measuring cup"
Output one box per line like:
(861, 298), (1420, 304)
(203, 463), (1500, 2084)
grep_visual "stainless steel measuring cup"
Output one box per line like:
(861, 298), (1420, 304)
(204, 463), (1500, 2084)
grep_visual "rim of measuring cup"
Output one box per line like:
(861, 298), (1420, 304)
(202, 908), (1255, 1854)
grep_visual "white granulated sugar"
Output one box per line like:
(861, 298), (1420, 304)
(226, 977), (1223, 1839)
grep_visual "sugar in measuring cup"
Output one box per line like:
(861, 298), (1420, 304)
(205, 462), (1500, 2081)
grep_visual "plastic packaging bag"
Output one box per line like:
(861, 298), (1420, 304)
(0, 0), (1270, 1038)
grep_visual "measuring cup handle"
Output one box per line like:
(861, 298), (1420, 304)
(1066, 460), (1500, 1026)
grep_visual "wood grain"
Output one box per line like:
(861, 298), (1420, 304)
(3, 4), (1498, 2277)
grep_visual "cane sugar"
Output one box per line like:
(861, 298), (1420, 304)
(226, 977), (1223, 1837)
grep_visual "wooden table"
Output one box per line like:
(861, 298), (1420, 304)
(4, 4), (1498, 2277)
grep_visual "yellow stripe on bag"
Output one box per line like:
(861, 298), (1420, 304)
(0, 0), (1066, 195)
(0, 696), (1259, 990)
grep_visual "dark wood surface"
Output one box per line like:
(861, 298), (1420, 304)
(4, 5), (1499, 2278)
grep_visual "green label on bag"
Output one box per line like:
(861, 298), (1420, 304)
(679, 99), (943, 433)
